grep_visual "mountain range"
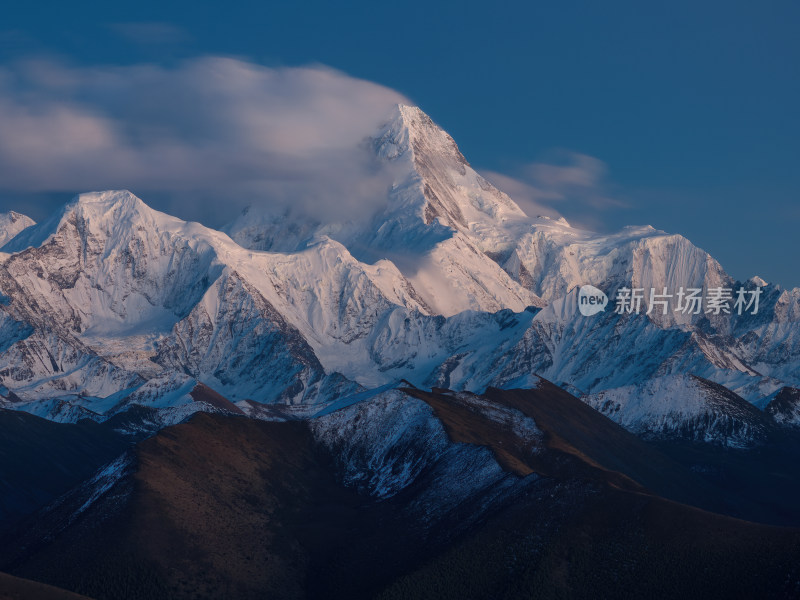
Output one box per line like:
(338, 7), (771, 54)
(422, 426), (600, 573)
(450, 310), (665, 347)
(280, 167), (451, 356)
(0, 104), (799, 599)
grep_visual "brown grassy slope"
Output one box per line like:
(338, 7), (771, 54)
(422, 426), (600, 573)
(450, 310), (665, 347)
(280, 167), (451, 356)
(3, 413), (409, 600)
(493, 384), (735, 507)
(403, 384), (726, 511)
(379, 386), (800, 600)
(107, 413), (374, 599)
(128, 414), (312, 598)
(188, 383), (246, 414)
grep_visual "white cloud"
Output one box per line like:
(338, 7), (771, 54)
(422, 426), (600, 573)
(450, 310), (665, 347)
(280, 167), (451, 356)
(478, 170), (562, 219)
(481, 150), (628, 230)
(525, 152), (605, 189)
(523, 152), (627, 210)
(0, 56), (410, 225)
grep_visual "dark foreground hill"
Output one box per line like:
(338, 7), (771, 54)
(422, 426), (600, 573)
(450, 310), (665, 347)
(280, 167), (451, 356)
(0, 408), (130, 533)
(1, 386), (799, 599)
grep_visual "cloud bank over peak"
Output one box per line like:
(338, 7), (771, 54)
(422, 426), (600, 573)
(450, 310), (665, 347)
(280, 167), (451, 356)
(0, 56), (410, 225)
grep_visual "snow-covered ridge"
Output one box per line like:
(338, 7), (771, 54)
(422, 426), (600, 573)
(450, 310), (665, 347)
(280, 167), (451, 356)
(0, 190), (431, 406)
(310, 388), (530, 509)
(583, 374), (772, 448)
(0, 105), (796, 444)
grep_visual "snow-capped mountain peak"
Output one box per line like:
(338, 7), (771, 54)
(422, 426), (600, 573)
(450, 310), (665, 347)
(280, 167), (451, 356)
(1, 190), (192, 255)
(374, 104), (528, 230)
(224, 104), (543, 316)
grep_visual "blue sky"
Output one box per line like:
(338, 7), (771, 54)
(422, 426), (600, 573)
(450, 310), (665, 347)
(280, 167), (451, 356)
(1, 0), (798, 287)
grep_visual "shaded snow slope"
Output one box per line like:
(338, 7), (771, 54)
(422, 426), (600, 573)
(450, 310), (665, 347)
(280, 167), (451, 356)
(583, 374), (773, 448)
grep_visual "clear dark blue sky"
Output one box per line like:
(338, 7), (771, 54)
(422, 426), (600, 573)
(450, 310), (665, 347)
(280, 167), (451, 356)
(2, 0), (798, 287)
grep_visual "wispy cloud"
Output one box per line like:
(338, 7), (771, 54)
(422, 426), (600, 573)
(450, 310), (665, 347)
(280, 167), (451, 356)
(523, 151), (627, 210)
(477, 170), (563, 220)
(0, 56), (409, 225)
(481, 150), (627, 230)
